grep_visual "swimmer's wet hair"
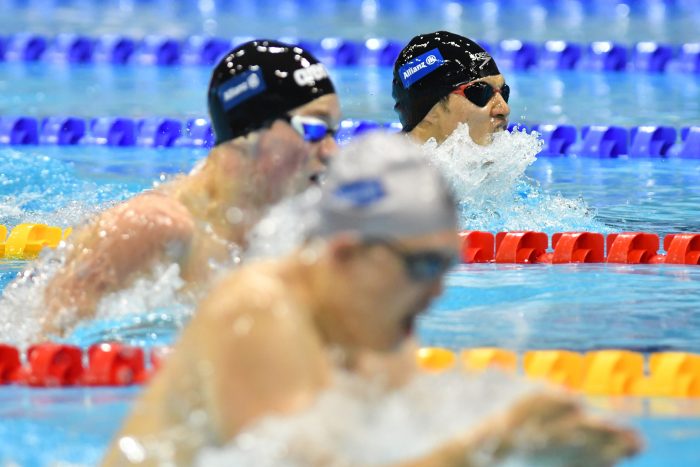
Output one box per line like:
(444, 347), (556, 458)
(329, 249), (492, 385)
(208, 40), (336, 145)
(305, 132), (457, 240)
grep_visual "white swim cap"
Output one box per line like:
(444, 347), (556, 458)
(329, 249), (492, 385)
(306, 132), (457, 240)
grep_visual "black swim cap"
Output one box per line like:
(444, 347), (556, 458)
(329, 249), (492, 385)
(208, 40), (336, 145)
(392, 31), (501, 132)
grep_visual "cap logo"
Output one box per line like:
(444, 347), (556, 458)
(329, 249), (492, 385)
(333, 179), (386, 207)
(399, 48), (445, 88)
(294, 63), (329, 87)
(469, 51), (493, 69)
(218, 69), (267, 111)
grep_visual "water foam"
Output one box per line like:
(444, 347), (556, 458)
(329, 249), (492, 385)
(0, 242), (195, 348)
(244, 187), (322, 261)
(196, 370), (537, 466)
(0, 147), (136, 228)
(423, 125), (606, 233)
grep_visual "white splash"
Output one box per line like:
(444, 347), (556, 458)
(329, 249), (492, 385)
(196, 370), (537, 467)
(0, 245), (195, 348)
(0, 249), (65, 348)
(423, 125), (605, 233)
(94, 262), (189, 321)
(244, 187), (322, 261)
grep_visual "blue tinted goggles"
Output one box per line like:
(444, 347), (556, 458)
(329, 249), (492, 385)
(364, 238), (458, 282)
(286, 115), (338, 142)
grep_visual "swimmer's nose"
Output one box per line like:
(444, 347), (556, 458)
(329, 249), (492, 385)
(318, 134), (338, 166)
(491, 92), (510, 120)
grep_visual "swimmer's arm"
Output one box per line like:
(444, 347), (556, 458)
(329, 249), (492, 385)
(391, 392), (641, 467)
(43, 195), (195, 332)
(191, 274), (330, 442)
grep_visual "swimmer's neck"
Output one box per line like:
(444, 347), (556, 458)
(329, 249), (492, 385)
(409, 125), (448, 145)
(277, 247), (376, 366)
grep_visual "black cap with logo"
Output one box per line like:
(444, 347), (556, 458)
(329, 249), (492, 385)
(392, 31), (500, 132)
(208, 40), (336, 145)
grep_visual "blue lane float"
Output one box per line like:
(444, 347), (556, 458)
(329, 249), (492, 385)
(539, 41), (583, 70)
(80, 118), (137, 146)
(668, 127), (700, 158)
(43, 34), (95, 64)
(531, 124), (577, 156)
(2, 116), (700, 158)
(134, 36), (182, 66)
(173, 118), (214, 148)
(93, 35), (136, 65)
(136, 118), (182, 147)
(577, 42), (629, 72)
(40, 117), (86, 145)
(1, 33), (700, 74)
(497, 40), (538, 71)
(0, 117), (38, 145)
(577, 125), (629, 158)
(629, 126), (677, 158)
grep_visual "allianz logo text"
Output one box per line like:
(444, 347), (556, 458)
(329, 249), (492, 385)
(223, 72), (261, 103)
(402, 56), (437, 80)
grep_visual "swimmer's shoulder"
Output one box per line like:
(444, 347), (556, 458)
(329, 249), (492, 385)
(196, 260), (302, 325)
(81, 190), (196, 245)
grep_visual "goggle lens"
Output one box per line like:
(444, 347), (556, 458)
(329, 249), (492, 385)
(457, 82), (510, 107)
(289, 115), (337, 143)
(403, 252), (457, 282)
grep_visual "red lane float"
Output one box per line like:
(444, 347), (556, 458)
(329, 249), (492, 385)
(459, 231), (494, 263)
(606, 232), (660, 264)
(0, 343), (168, 387)
(495, 231), (549, 263)
(664, 233), (700, 265)
(25, 343), (84, 387)
(0, 344), (22, 383)
(552, 232), (605, 263)
(460, 230), (700, 265)
(83, 342), (147, 386)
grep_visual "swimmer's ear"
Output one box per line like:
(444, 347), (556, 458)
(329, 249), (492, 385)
(327, 234), (363, 264)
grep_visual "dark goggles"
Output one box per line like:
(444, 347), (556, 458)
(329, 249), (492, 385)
(365, 238), (457, 282)
(285, 115), (338, 143)
(452, 81), (510, 108)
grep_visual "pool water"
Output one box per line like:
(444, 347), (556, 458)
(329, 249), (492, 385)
(3, 144), (700, 464)
(3, 64), (700, 127)
(3, 0), (700, 44)
(3, 0), (700, 465)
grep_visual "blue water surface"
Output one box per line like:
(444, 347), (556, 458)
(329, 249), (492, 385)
(2, 0), (700, 461)
(2, 0), (700, 45)
(3, 64), (700, 128)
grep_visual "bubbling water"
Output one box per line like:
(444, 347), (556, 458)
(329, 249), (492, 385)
(423, 124), (607, 233)
(0, 244), (196, 348)
(196, 370), (538, 466)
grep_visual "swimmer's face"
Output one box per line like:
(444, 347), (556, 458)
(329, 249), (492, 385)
(288, 93), (341, 184)
(434, 74), (510, 145)
(331, 230), (459, 352)
(252, 94), (340, 200)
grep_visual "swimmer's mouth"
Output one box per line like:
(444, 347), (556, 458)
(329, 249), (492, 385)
(493, 119), (508, 131)
(309, 172), (324, 184)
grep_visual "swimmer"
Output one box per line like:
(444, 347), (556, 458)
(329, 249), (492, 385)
(104, 133), (639, 466)
(40, 40), (340, 336)
(393, 30), (510, 145)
